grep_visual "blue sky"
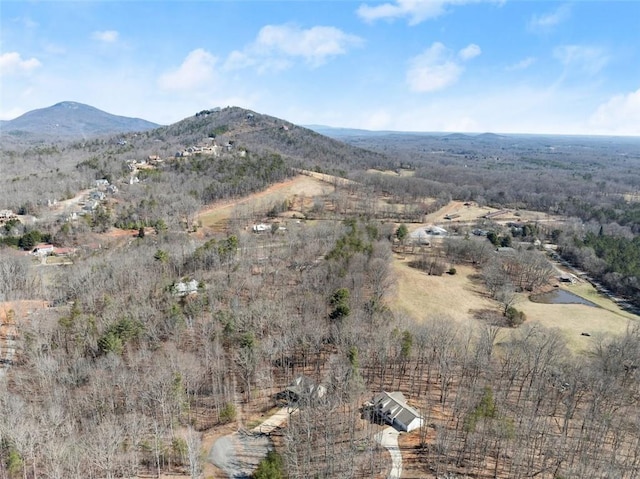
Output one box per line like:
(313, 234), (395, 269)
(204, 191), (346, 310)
(2, 0), (639, 135)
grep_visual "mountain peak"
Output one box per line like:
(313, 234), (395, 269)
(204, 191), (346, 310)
(53, 101), (85, 109)
(2, 101), (160, 142)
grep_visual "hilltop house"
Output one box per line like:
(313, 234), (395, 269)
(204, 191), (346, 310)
(371, 391), (423, 432)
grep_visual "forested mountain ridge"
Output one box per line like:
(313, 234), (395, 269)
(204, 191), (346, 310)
(147, 106), (391, 172)
(0, 101), (160, 144)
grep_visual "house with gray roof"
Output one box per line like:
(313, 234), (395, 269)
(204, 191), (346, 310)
(372, 391), (423, 432)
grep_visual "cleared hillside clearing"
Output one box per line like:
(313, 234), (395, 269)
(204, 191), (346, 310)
(197, 174), (334, 231)
(418, 200), (559, 226)
(391, 259), (494, 323)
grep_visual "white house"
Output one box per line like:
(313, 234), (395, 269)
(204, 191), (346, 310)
(31, 243), (55, 257)
(372, 391), (423, 432)
(173, 279), (199, 297)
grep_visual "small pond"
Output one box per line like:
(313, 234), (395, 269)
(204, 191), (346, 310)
(530, 289), (599, 308)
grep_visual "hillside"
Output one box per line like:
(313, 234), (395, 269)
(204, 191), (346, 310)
(0, 105), (391, 215)
(147, 106), (391, 172)
(0, 101), (160, 143)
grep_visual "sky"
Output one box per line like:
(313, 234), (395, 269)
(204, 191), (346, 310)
(1, 0), (640, 136)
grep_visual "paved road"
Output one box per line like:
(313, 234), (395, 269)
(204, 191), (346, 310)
(376, 427), (402, 479)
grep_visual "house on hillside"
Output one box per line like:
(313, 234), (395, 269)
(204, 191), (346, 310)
(31, 244), (55, 257)
(173, 279), (199, 297)
(276, 376), (326, 406)
(371, 391), (423, 432)
(90, 191), (106, 201)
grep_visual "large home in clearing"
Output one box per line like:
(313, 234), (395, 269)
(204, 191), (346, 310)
(372, 391), (423, 432)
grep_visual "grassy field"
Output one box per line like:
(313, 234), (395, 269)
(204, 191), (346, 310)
(517, 283), (635, 352)
(405, 200), (563, 232)
(391, 255), (637, 353)
(197, 174), (334, 231)
(391, 259), (495, 324)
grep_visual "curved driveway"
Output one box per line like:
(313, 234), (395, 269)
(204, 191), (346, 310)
(375, 426), (402, 479)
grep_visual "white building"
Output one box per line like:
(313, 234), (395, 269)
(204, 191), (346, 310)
(372, 391), (423, 432)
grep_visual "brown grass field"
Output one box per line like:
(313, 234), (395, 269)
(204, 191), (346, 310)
(391, 254), (638, 353)
(516, 284), (635, 352)
(391, 258), (495, 324)
(197, 174), (335, 231)
(413, 200), (562, 229)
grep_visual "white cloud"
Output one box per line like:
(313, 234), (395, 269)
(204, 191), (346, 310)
(554, 45), (608, 76)
(357, 0), (490, 25)
(158, 49), (217, 91)
(92, 30), (119, 43)
(589, 88), (640, 136)
(458, 44), (481, 61)
(506, 57), (536, 71)
(0, 52), (41, 76)
(529, 4), (571, 32)
(407, 42), (480, 92)
(226, 24), (363, 71)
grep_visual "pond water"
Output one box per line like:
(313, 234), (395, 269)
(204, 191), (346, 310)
(530, 289), (599, 308)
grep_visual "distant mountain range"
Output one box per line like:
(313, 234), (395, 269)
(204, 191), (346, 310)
(306, 124), (507, 141)
(0, 101), (160, 143)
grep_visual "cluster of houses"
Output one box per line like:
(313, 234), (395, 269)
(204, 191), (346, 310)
(78, 179), (117, 214)
(125, 155), (164, 172)
(175, 139), (238, 159)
